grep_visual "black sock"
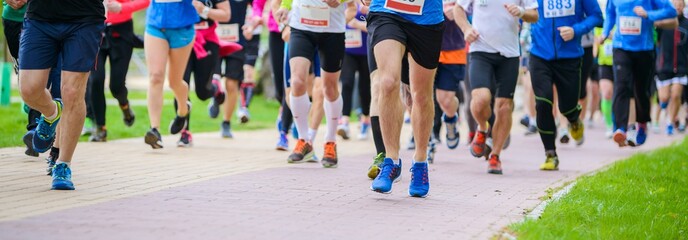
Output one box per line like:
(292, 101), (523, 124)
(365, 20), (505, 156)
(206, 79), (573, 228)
(371, 116), (385, 154)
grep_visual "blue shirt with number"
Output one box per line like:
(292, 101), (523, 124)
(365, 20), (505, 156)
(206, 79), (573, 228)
(530, 0), (603, 60)
(603, 0), (677, 52)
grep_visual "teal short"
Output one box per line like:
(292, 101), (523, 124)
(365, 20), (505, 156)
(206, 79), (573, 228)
(145, 25), (195, 49)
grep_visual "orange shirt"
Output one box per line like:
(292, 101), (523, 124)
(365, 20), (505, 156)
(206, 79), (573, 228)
(439, 48), (467, 65)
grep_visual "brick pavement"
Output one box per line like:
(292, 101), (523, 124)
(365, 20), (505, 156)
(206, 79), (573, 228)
(0, 122), (680, 239)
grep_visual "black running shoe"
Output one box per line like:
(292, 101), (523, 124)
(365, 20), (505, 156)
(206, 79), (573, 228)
(170, 102), (191, 135)
(121, 104), (135, 127)
(23, 130), (39, 157)
(145, 128), (164, 149)
(46, 148), (59, 176)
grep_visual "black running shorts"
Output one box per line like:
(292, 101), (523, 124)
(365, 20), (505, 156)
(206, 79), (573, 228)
(289, 28), (345, 73)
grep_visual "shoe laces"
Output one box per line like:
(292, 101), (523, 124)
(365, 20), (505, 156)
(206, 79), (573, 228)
(293, 140), (309, 154)
(53, 164), (70, 180)
(324, 142), (336, 159)
(489, 155), (501, 167)
(373, 152), (385, 165)
(475, 131), (486, 143)
(35, 117), (54, 139)
(376, 161), (396, 180)
(410, 165), (428, 185)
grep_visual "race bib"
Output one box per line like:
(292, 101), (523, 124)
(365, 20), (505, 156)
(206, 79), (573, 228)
(544, 0), (575, 18)
(300, 4), (330, 27)
(477, 0), (487, 7)
(345, 29), (363, 48)
(384, 0), (425, 15)
(619, 16), (641, 35)
(194, 21), (210, 30)
(216, 24), (240, 42)
(603, 42), (613, 55)
(155, 0), (182, 2)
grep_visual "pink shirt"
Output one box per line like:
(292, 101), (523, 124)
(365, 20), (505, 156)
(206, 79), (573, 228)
(252, 0), (280, 33)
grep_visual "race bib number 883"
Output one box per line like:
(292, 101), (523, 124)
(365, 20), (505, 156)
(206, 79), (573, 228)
(544, 0), (574, 18)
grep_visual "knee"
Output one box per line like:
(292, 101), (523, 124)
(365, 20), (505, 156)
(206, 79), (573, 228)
(61, 85), (85, 105)
(471, 94), (490, 109)
(379, 75), (399, 95)
(495, 100), (513, 116)
(149, 71), (165, 86)
(225, 80), (239, 92)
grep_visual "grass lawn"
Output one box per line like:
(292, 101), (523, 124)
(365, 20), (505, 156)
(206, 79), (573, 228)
(510, 137), (688, 239)
(0, 90), (281, 148)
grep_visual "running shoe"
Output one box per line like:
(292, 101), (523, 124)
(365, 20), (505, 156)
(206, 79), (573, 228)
(612, 129), (627, 147)
(121, 104), (135, 127)
(145, 128), (164, 149)
(371, 158), (402, 194)
(170, 102), (191, 134)
(238, 107), (250, 124)
(467, 131), (475, 144)
(636, 123), (647, 146)
(81, 118), (94, 136)
(177, 129), (193, 147)
(407, 136), (416, 150)
(367, 152), (385, 179)
(23, 130), (38, 157)
(287, 139), (314, 163)
(221, 121), (233, 138)
(525, 124), (538, 135)
(358, 122), (370, 140)
(519, 115), (530, 128)
(309, 152), (319, 163)
(679, 123), (687, 133)
(626, 126), (638, 147)
(569, 119), (585, 146)
(540, 151), (559, 171)
(559, 129), (570, 144)
(89, 126), (107, 142)
(443, 114), (460, 149)
(33, 99), (63, 153)
(667, 123), (675, 136)
(651, 122), (661, 134)
(208, 79), (225, 119)
(51, 163), (74, 190)
(470, 131), (487, 158)
(409, 161), (430, 198)
(45, 148), (58, 176)
(487, 154), (503, 175)
(605, 129), (614, 139)
(337, 123), (350, 140)
(276, 132), (289, 151)
(427, 141), (436, 164)
(321, 142), (338, 168)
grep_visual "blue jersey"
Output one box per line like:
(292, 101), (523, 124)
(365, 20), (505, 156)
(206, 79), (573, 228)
(147, 0), (199, 29)
(603, 0), (676, 51)
(369, 0), (444, 25)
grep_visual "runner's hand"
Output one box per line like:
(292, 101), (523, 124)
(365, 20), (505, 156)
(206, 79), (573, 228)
(323, 0), (341, 8)
(504, 4), (523, 17)
(107, 1), (122, 14)
(557, 26), (574, 41)
(243, 25), (255, 41)
(633, 6), (648, 18)
(464, 27), (479, 43)
(595, 35), (607, 45)
(193, 0), (206, 14)
(360, 0), (371, 6)
(282, 26), (291, 42)
(274, 7), (289, 24)
(6, 0), (27, 10)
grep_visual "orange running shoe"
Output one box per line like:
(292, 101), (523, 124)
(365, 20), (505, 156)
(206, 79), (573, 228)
(487, 154), (503, 175)
(470, 131), (487, 158)
(287, 139), (313, 163)
(321, 142), (338, 168)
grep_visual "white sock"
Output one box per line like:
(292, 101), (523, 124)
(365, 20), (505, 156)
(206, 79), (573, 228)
(307, 128), (318, 143)
(45, 103), (59, 122)
(323, 95), (343, 142)
(290, 93), (311, 141)
(55, 160), (70, 167)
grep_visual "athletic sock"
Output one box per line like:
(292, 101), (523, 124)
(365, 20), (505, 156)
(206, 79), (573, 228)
(307, 128), (318, 143)
(601, 99), (613, 129)
(323, 95), (343, 142)
(45, 103), (59, 123)
(290, 93), (311, 141)
(371, 116), (385, 154)
(55, 160), (70, 167)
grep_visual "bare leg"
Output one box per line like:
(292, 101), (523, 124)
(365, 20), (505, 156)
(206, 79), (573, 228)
(408, 55), (436, 162)
(375, 40), (405, 160)
(56, 71), (91, 162)
(491, 98), (513, 156)
(167, 42), (193, 116)
(223, 79), (240, 122)
(144, 34), (170, 129)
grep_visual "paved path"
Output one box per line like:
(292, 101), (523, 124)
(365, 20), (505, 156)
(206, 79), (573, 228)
(0, 121), (680, 239)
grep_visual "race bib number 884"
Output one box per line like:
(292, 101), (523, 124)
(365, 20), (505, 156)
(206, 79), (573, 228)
(544, 0), (574, 18)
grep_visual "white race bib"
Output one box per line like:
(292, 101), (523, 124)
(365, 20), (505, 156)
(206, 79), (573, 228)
(194, 21), (210, 30)
(299, 4), (330, 27)
(155, 0), (182, 2)
(603, 42), (613, 55)
(345, 29), (363, 48)
(216, 24), (240, 42)
(384, 0), (425, 15)
(544, 0), (575, 18)
(619, 16), (641, 35)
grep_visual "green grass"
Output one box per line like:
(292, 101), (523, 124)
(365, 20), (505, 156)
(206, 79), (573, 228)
(0, 90), (281, 148)
(510, 138), (688, 240)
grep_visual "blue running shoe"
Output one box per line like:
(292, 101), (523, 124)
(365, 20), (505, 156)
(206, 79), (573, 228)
(409, 161), (429, 198)
(291, 123), (299, 139)
(443, 114), (460, 149)
(276, 132), (289, 151)
(51, 163), (74, 190)
(666, 123), (674, 136)
(371, 158), (402, 194)
(636, 124), (647, 146)
(23, 130), (38, 157)
(33, 99), (63, 153)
